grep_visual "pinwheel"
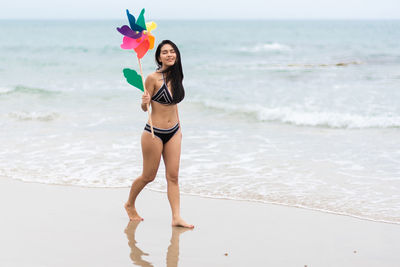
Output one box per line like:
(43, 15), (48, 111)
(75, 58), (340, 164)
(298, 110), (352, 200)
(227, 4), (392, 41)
(117, 9), (157, 137)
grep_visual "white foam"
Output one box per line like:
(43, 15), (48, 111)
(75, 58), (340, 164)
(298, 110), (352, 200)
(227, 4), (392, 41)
(194, 99), (400, 129)
(1, 131), (399, 224)
(8, 111), (60, 121)
(0, 86), (14, 94)
(239, 42), (292, 53)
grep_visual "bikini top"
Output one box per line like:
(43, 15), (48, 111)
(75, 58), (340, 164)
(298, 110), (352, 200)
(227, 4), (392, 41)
(151, 73), (173, 105)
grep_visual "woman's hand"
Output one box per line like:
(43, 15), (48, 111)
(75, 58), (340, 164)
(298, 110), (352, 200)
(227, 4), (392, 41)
(141, 90), (150, 111)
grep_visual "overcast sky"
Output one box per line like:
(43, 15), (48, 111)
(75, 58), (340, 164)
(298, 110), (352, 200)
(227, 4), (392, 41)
(1, 0), (399, 20)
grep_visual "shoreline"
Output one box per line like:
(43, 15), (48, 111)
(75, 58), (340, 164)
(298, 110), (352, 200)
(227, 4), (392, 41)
(6, 176), (400, 226)
(1, 177), (400, 266)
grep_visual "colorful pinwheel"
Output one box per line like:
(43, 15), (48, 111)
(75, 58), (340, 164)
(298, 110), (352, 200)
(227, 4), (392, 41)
(116, 9), (157, 91)
(117, 8), (157, 137)
(117, 9), (157, 60)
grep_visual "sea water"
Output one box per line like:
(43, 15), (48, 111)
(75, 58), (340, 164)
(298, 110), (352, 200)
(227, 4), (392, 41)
(1, 20), (399, 224)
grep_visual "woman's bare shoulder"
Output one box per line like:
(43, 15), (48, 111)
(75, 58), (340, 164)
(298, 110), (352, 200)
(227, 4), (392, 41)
(146, 71), (161, 81)
(145, 72), (159, 94)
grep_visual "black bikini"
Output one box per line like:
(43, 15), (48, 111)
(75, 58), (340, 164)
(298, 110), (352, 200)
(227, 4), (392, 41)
(144, 73), (180, 144)
(151, 73), (173, 105)
(144, 123), (180, 144)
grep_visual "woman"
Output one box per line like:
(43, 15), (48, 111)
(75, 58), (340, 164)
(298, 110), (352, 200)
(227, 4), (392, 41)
(125, 40), (194, 229)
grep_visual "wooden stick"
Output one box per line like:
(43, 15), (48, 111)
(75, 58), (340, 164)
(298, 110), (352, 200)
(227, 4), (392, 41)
(138, 58), (155, 138)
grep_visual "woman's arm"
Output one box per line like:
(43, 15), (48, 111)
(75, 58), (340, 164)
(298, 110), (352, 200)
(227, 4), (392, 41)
(141, 74), (155, 111)
(141, 90), (150, 111)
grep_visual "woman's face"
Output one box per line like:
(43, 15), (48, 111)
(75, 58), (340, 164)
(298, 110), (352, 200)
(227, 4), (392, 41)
(159, 44), (176, 67)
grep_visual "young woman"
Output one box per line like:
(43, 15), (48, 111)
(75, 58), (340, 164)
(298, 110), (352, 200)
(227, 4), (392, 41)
(124, 40), (194, 229)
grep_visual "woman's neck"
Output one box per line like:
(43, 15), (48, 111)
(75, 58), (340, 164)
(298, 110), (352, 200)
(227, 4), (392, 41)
(159, 65), (169, 72)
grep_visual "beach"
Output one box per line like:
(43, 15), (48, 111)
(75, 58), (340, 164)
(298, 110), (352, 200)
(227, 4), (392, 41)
(1, 20), (400, 224)
(1, 177), (399, 267)
(1, 19), (400, 266)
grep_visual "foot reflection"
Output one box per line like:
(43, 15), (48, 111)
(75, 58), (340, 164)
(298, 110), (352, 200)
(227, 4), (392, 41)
(125, 222), (193, 267)
(166, 227), (192, 267)
(125, 221), (154, 267)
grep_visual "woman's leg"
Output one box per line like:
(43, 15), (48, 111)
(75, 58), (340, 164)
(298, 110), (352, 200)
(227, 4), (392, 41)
(162, 130), (194, 228)
(125, 131), (163, 221)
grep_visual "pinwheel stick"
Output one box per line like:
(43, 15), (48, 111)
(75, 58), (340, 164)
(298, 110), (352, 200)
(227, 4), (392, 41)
(138, 58), (155, 138)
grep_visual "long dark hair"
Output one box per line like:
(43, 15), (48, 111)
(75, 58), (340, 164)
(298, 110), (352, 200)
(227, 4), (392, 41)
(155, 40), (185, 104)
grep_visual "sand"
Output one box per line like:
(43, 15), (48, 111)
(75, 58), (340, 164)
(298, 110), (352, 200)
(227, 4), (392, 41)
(1, 177), (399, 267)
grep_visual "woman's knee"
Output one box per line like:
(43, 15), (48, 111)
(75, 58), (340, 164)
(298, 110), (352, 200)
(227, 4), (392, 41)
(141, 173), (157, 183)
(166, 172), (179, 184)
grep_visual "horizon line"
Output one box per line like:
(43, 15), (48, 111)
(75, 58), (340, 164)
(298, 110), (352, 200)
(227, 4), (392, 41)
(1, 18), (399, 21)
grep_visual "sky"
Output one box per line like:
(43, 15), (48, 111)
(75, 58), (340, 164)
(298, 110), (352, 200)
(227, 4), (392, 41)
(1, 0), (399, 20)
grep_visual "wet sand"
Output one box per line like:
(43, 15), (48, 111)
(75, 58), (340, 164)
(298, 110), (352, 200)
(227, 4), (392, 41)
(1, 177), (399, 267)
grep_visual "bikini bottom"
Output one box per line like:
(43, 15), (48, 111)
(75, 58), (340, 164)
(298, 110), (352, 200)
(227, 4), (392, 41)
(144, 123), (180, 144)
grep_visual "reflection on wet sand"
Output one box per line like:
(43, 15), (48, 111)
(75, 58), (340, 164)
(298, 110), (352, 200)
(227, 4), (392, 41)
(125, 221), (192, 267)
(125, 221), (154, 267)
(166, 227), (192, 267)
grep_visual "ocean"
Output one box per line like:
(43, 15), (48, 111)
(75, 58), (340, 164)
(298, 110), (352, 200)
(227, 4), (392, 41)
(1, 19), (399, 224)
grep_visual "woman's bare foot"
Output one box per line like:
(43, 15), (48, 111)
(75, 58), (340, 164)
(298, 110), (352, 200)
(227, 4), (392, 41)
(172, 217), (194, 228)
(124, 203), (144, 221)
